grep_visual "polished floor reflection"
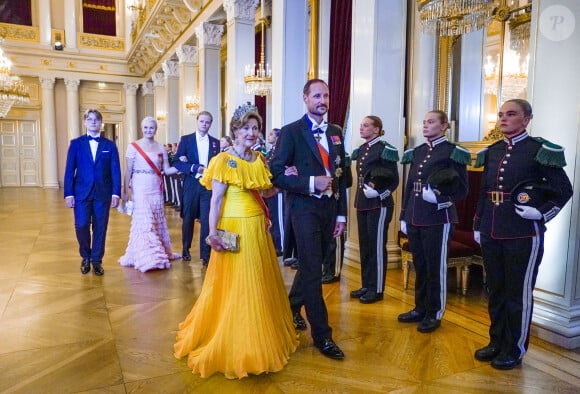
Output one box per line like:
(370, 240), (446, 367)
(0, 187), (579, 393)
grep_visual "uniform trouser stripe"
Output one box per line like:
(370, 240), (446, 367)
(517, 223), (541, 358)
(374, 207), (387, 292)
(436, 223), (451, 320)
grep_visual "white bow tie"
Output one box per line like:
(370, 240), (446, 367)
(312, 122), (328, 133)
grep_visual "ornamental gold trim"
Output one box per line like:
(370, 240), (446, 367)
(78, 33), (125, 52)
(0, 23), (39, 42)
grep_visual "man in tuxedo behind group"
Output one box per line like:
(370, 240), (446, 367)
(270, 79), (348, 360)
(64, 109), (121, 276)
(173, 111), (220, 266)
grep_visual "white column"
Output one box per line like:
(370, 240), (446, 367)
(224, 0), (258, 123)
(177, 45), (198, 136)
(64, 79), (80, 142)
(152, 72), (167, 144)
(64, 0), (77, 49)
(162, 60), (180, 144)
(38, 0), (52, 46)
(142, 82), (155, 118)
(318, 0), (331, 82)
(39, 77), (58, 188)
(271, 0), (309, 128)
(124, 83), (139, 144)
(195, 22), (224, 137)
(407, 5), (437, 148)
(458, 30), (485, 141)
(526, 0), (580, 349)
(346, 0), (408, 267)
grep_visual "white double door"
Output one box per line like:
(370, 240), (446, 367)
(0, 119), (40, 187)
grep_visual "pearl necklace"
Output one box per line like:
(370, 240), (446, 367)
(231, 146), (253, 161)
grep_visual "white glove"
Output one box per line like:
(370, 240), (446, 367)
(363, 184), (379, 199)
(473, 231), (481, 245)
(515, 204), (542, 220)
(400, 220), (407, 235)
(422, 184), (437, 204)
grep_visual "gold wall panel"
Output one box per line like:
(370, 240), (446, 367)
(0, 23), (39, 42)
(78, 33), (125, 52)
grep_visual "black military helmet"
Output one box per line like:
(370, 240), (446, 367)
(426, 168), (460, 195)
(511, 179), (561, 207)
(364, 167), (395, 190)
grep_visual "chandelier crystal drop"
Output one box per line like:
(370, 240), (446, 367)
(0, 40), (30, 118)
(244, 18), (272, 97)
(417, 0), (495, 36)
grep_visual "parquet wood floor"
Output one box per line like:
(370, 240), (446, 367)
(0, 187), (579, 393)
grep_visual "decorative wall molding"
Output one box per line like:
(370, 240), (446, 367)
(78, 33), (125, 52)
(0, 23), (39, 42)
(195, 22), (225, 48)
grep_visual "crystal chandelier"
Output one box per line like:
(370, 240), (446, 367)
(244, 18), (272, 97)
(0, 40), (30, 118)
(417, 0), (495, 36)
(184, 95), (200, 116)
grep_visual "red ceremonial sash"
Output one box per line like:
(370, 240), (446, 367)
(131, 142), (164, 191)
(316, 142), (330, 173)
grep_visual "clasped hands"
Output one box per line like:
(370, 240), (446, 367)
(205, 234), (227, 251)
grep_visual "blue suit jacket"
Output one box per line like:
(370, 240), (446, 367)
(64, 135), (121, 201)
(173, 132), (220, 188)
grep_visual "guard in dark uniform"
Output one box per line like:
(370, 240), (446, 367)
(473, 99), (573, 370)
(398, 110), (470, 333)
(349, 115), (399, 303)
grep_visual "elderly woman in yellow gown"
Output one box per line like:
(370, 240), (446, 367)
(174, 105), (299, 379)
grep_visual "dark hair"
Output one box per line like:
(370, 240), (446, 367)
(504, 99), (533, 117)
(272, 128), (281, 137)
(303, 79), (329, 95)
(365, 115), (384, 136)
(84, 109), (103, 121)
(197, 110), (213, 122)
(428, 110), (450, 130)
(229, 111), (263, 139)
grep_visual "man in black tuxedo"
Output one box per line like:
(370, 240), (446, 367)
(271, 79), (347, 360)
(173, 111), (220, 266)
(64, 109), (121, 276)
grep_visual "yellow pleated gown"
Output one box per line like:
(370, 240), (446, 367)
(174, 152), (299, 379)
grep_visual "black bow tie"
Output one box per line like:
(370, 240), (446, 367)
(88, 135), (100, 142)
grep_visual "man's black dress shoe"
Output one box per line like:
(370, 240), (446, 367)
(417, 317), (441, 333)
(314, 338), (345, 360)
(474, 344), (501, 362)
(293, 311), (307, 330)
(397, 309), (425, 323)
(182, 251), (191, 261)
(350, 288), (368, 298)
(322, 275), (340, 284)
(202, 259), (208, 267)
(491, 354), (522, 370)
(359, 291), (383, 304)
(283, 257), (297, 267)
(92, 263), (104, 276)
(80, 258), (91, 275)
(291, 260), (299, 270)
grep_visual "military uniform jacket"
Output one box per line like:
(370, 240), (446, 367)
(473, 132), (573, 239)
(400, 136), (469, 226)
(353, 137), (399, 211)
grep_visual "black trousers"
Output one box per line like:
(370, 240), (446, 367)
(181, 178), (211, 262)
(288, 196), (336, 342)
(357, 206), (392, 293)
(266, 192), (284, 253)
(282, 192), (297, 260)
(407, 223), (451, 320)
(481, 228), (544, 359)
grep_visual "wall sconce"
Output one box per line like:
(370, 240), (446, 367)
(184, 95), (200, 116)
(156, 111), (166, 121)
(54, 33), (64, 50)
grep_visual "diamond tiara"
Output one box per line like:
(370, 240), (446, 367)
(232, 101), (258, 121)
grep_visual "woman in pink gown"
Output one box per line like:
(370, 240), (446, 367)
(119, 116), (181, 272)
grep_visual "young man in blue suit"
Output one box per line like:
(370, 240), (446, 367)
(270, 79), (348, 360)
(64, 109), (121, 276)
(173, 111), (220, 266)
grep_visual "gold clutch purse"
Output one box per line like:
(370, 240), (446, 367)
(206, 229), (240, 252)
